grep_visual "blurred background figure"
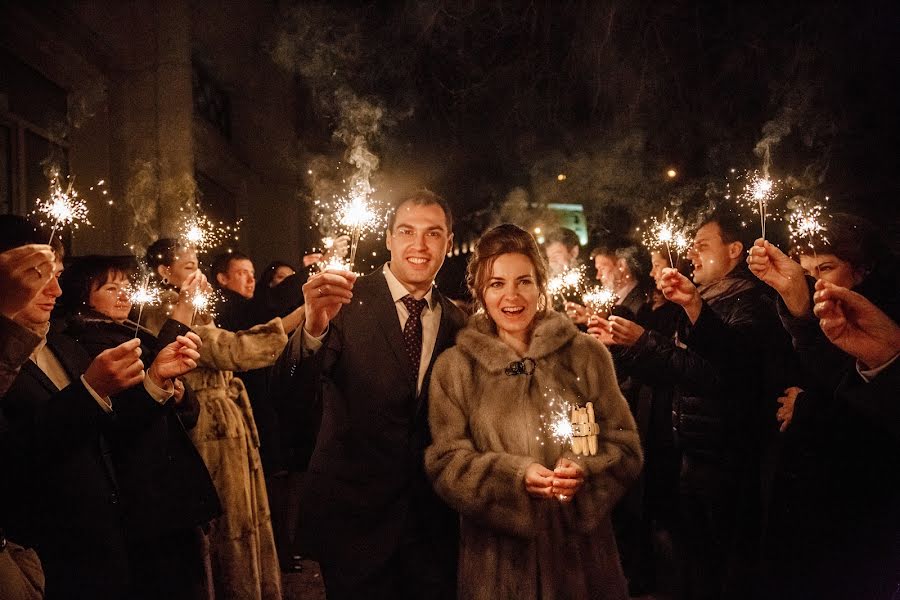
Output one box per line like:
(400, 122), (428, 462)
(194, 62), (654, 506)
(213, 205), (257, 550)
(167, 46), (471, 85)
(543, 227), (582, 275)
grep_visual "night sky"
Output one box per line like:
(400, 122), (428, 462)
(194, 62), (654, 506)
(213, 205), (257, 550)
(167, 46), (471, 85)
(269, 0), (899, 248)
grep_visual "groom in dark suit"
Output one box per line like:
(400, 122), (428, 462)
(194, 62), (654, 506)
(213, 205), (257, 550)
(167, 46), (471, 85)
(273, 190), (466, 599)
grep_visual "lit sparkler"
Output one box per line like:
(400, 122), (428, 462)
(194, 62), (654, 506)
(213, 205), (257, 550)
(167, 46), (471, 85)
(537, 391), (575, 447)
(788, 203), (828, 254)
(128, 274), (161, 337)
(337, 187), (384, 269)
(318, 254), (352, 273)
(640, 213), (691, 267)
(34, 172), (92, 243)
(582, 286), (618, 316)
(739, 172), (779, 239)
(189, 288), (214, 326)
(547, 265), (587, 304)
(176, 207), (241, 254)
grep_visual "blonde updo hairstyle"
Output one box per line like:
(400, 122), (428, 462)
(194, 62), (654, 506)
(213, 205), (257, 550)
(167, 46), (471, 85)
(466, 223), (550, 317)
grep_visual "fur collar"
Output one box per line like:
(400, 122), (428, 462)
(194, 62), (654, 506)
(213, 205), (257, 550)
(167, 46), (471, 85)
(455, 310), (578, 374)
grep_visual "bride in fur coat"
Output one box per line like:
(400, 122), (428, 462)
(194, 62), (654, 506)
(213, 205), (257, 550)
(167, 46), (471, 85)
(426, 224), (643, 600)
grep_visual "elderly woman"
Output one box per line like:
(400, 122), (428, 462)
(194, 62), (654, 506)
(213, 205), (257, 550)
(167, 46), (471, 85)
(425, 223), (643, 600)
(141, 238), (288, 600)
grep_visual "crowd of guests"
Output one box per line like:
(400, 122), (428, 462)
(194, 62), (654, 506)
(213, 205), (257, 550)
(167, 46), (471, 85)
(0, 191), (897, 600)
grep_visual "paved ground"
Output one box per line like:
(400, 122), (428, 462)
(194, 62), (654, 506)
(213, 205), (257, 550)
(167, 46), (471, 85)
(281, 560), (326, 600)
(281, 561), (671, 600)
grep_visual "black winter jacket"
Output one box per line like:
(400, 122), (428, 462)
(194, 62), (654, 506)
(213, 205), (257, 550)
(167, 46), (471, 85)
(619, 269), (792, 465)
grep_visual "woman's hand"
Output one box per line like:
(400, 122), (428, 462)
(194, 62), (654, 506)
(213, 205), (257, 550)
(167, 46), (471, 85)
(147, 332), (202, 388)
(171, 271), (212, 325)
(524, 462), (554, 498)
(552, 457), (585, 502)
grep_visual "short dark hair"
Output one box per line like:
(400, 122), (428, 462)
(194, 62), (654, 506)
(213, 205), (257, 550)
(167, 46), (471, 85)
(386, 189), (453, 233)
(58, 255), (137, 317)
(466, 223), (549, 315)
(210, 251), (253, 288)
(699, 210), (751, 254)
(0, 214), (63, 257)
(544, 227), (580, 251)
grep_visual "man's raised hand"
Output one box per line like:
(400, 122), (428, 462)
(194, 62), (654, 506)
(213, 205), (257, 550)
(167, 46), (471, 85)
(0, 244), (55, 319)
(302, 269), (358, 337)
(747, 239), (810, 317)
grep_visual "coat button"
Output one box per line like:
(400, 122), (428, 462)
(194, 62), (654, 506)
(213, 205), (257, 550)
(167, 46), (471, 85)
(110, 492), (119, 505)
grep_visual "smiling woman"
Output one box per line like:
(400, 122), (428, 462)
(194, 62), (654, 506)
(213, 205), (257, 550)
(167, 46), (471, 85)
(425, 223), (642, 600)
(57, 254), (137, 324)
(466, 224), (549, 354)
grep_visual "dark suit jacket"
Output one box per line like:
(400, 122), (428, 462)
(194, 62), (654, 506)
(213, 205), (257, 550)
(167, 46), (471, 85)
(63, 314), (221, 542)
(1, 329), (220, 598)
(273, 268), (466, 583)
(0, 333), (130, 599)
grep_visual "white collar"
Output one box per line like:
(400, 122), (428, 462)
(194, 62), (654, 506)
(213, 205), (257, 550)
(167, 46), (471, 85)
(383, 263), (436, 309)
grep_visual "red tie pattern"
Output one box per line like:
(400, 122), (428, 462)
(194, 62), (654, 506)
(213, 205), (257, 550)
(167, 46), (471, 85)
(401, 295), (428, 383)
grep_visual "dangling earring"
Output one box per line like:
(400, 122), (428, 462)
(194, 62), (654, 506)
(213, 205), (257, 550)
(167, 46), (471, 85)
(537, 293), (547, 312)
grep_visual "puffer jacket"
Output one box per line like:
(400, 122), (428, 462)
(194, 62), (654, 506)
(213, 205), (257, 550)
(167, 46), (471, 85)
(619, 267), (792, 464)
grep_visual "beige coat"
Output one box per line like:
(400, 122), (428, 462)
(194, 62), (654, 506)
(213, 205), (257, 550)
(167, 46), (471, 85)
(426, 310), (643, 600)
(143, 295), (286, 600)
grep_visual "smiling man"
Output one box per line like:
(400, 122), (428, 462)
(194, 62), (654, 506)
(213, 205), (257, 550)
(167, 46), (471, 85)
(272, 189), (467, 600)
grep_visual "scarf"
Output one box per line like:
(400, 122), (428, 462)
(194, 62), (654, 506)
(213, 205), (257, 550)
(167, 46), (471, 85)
(697, 265), (757, 305)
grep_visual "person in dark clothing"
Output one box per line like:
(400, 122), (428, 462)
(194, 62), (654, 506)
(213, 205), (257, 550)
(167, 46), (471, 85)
(748, 230), (900, 599)
(573, 240), (655, 594)
(615, 212), (793, 600)
(0, 216), (211, 599)
(588, 247), (686, 595)
(256, 260), (305, 320)
(57, 254), (221, 600)
(271, 190), (465, 600)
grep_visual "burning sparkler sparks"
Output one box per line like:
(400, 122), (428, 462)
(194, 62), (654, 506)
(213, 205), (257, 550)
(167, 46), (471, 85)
(318, 254), (352, 272)
(788, 203), (828, 253)
(640, 213), (691, 267)
(189, 288), (216, 326)
(738, 172), (780, 239)
(34, 172), (92, 243)
(582, 286), (618, 316)
(336, 188), (385, 269)
(537, 391), (575, 447)
(176, 209), (241, 254)
(128, 274), (161, 337)
(547, 265), (587, 304)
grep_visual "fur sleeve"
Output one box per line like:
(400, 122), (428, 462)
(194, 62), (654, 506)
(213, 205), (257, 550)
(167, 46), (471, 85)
(425, 351), (537, 539)
(569, 336), (643, 530)
(195, 318), (289, 372)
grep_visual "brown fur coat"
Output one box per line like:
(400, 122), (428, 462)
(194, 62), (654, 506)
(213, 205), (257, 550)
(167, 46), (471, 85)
(426, 310), (643, 600)
(143, 295), (285, 600)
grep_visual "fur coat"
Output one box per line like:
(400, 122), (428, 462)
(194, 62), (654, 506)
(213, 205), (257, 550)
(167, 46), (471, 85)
(143, 293), (286, 600)
(426, 310), (643, 600)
